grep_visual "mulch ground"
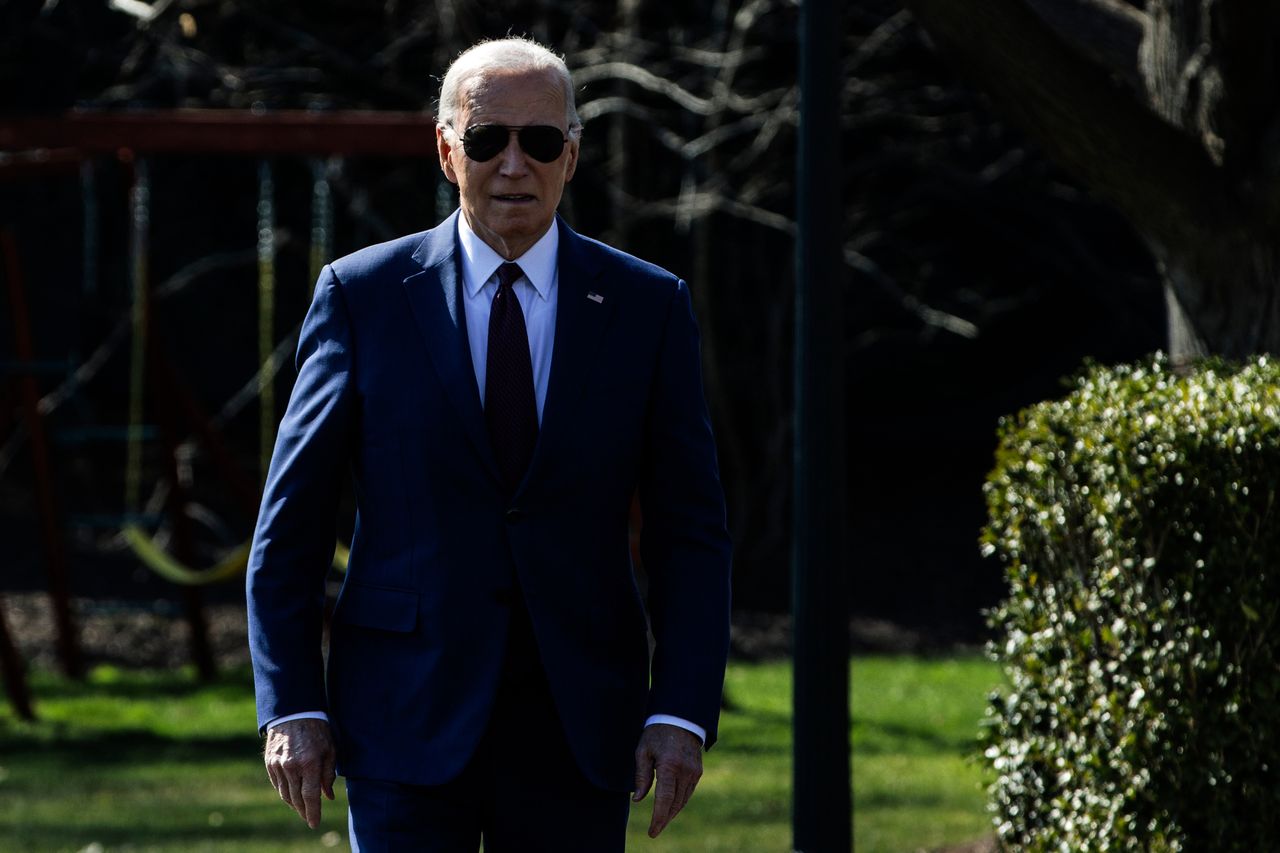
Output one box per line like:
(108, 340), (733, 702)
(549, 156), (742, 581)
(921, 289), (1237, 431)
(0, 591), (898, 670)
(1, 592), (253, 670)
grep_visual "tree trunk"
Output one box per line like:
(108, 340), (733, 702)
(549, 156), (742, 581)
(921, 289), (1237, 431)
(1138, 0), (1280, 360)
(902, 0), (1280, 359)
(1155, 238), (1280, 361)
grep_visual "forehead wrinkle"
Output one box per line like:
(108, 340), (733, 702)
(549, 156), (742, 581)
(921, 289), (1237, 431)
(456, 71), (568, 128)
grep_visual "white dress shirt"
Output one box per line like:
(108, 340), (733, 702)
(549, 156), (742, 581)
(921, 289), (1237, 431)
(269, 214), (706, 746)
(457, 211), (558, 423)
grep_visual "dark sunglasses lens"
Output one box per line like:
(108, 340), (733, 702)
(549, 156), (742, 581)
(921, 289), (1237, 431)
(461, 125), (566, 163)
(518, 126), (567, 162)
(462, 125), (509, 162)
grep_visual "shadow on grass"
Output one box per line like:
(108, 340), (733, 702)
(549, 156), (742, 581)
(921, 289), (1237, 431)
(28, 668), (255, 701)
(0, 812), (339, 851)
(856, 786), (986, 809)
(0, 729), (259, 766)
(681, 789), (789, 824)
(727, 704), (790, 726)
(719, 708), (790, 755)
(854, 718), (982, 755)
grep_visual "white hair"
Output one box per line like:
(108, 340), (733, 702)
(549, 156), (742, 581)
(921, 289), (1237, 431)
(437, 37), (581, 138)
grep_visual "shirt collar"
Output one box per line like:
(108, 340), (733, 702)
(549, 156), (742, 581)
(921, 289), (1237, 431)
(457, 212), (558, 301)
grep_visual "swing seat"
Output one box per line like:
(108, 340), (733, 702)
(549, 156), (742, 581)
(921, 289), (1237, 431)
(121, 524), (251, 586)
(122, 524), (350, 585)
(115, 156), (347, 589)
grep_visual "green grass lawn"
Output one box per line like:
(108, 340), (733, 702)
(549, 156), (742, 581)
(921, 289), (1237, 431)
(853, 655), (1002, 853)
(0, 656), (997, 852)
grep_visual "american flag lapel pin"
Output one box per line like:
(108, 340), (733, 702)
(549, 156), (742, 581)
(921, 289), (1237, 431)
(587, 291), (604, 304)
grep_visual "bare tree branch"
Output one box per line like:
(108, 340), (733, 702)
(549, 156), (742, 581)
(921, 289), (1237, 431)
(602, 182), (981, 341)
(230, 3), (425, 104)
(577, 35), (765, 70)
(901, 0), (1234, 254)
(728, 86), (797, 172)
(844, 247), (981, 339)
(576, 97), (689, 153)
(370, 14), (435, 68)
(108, 0), (173, 24)
(847, 10), (914, 75)
(682, 112), (769, 159)
(579, 94), (783, 164)
(1023, 0), (1147, 92)
(573, 62), (720, 114)
(572, 61), (785, 115)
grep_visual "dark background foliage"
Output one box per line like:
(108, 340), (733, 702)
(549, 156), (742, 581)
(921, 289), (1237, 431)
(0, 0), (1162, 638)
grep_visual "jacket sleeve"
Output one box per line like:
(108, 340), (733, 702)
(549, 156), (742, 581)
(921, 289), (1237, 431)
(637, 278), (733, 749)
(247, 265), (355, 731)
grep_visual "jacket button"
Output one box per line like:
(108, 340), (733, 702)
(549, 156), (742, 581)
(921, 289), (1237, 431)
(505, 508), (524, 523)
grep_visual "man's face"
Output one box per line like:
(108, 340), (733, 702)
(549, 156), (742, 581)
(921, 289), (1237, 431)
(437, 68), (579, 260)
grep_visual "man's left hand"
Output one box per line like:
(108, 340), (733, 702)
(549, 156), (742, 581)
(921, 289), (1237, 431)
(632, 723), (703, 838)
(263, 718), (336, 829)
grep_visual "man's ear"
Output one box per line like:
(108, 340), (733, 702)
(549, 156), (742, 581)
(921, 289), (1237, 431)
(436, 125), (459, 184)
(563, 136), (580, 183)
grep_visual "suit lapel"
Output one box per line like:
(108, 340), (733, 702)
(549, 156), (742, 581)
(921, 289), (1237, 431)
(403, 211), (501, 484)
(521, 217), (616, 493)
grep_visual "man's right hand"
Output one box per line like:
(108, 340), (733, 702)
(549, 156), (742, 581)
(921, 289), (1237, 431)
(264, 718), (337, 828)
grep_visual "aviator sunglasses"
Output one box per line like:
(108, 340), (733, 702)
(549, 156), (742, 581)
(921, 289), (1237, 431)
(459, 124), (569, 163)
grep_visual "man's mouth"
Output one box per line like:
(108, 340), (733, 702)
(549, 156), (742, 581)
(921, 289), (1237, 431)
(492, 194), (535, 203)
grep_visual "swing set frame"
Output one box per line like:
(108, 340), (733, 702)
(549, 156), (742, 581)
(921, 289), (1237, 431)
(0, 108), (437, 716)
(1, 108), (437, 157)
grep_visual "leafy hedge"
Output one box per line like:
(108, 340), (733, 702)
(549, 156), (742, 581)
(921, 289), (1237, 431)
(981, 355), (1280, 850)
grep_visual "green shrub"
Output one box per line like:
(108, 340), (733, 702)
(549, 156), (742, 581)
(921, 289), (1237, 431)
(981, 354), (1280, 851)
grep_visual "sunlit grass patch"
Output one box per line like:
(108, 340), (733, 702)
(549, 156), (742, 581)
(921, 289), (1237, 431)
(0, 655), (994, 851)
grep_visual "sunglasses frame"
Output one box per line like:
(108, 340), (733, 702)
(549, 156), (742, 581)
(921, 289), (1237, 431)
(457, 123), (570, 164)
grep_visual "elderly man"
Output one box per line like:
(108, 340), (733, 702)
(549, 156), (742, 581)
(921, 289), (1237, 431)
(247, 37), (732, 852)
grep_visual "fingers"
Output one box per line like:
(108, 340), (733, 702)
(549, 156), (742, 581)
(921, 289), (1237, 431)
(648, 770), (678, 838)
(635, 725), (704, 838)
(322, 751), (337, 802)
(633, 744), (655, 803)
(285, 768), (307, 822)
(649, 763), (702, 837)
(266, 761), (282, 799)
(300, 776), (323, 829)
(263, 719), (337, 829)
(280, 762), (319, 826)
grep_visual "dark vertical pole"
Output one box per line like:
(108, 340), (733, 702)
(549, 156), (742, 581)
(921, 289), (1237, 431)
(127, 157), (216, 682)
(793, 0), (851, 851)
(150, 344), (218, 683)
(151, 355), (260, 518)
(1, 229), (83, 680)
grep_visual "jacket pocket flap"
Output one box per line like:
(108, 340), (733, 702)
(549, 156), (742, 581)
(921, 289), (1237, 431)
(333, 583), (418, 632)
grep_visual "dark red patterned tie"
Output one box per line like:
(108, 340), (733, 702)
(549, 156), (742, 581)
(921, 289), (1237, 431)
(485, 262), (538, 494)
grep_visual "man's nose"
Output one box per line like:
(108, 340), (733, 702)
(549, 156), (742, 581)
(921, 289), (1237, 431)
(497, 130), (528, 174)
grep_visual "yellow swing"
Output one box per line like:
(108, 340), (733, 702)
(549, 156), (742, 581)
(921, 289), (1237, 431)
(120, 158), (348, 585)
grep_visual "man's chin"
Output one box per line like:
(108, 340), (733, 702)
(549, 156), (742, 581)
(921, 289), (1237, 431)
(471, 212), (554, 257)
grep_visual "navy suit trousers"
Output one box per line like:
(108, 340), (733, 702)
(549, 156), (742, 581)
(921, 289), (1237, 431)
(346, 602), (631, 852)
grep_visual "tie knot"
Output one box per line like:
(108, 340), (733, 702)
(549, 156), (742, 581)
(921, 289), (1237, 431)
(496, 262), (524, 291)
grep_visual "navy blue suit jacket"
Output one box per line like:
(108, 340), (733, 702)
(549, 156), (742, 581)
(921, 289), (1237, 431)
(246, 211), (732, 792)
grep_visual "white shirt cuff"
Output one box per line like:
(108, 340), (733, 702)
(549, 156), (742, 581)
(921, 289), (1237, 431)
(268, 711), (703, 745)
(266, 711), (330, 730)
(644, 714), (706, 745)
